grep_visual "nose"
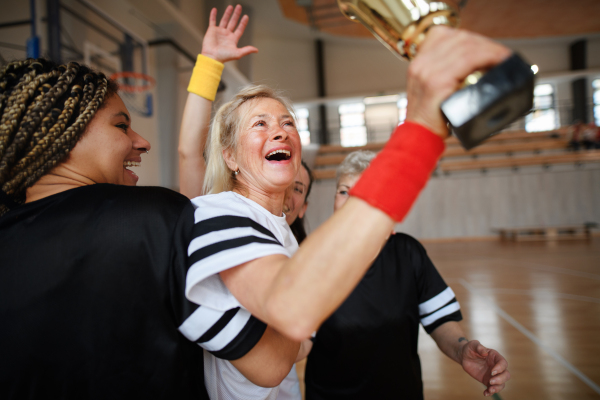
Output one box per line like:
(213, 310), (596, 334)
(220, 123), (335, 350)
(131, 128), (151, 152)
(270, 125), (289, 142)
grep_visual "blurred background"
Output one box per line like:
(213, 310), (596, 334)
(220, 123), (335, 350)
(1, 0), (599, 399)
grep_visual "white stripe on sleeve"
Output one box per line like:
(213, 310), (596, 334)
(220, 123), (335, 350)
(188, 227), (279, 256)
(178, 306), (225, 342)
(200, 308), (252, 352)
(186, 243), (290, 311)
(419, 287), (456, 316)
(420, 301), (461, 327)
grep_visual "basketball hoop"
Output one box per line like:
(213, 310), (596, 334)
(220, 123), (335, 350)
(110, 71), (156, 118)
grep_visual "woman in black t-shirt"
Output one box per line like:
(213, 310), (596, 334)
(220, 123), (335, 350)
(0, 58), (286, 398)
(1, 9), (515, 397)
(304, 151), (511, 399)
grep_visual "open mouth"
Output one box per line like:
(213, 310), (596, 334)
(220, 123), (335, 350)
(123, 161), (140, 179)
(265, 149), (291, 162)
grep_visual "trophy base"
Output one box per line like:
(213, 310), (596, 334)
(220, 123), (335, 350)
(441, 53), (535, 150)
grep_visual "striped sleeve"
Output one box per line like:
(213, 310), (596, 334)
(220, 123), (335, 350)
(185, 213), (290, 307)
(180, 195), (291, 360)
(410, 237), (462, 334)
(178, 304), (266, 360)
(419, 286), (462, 333)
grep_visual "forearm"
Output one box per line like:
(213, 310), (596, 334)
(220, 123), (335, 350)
(178, 52), (224, 198)
(295, 338), (313, 362)
(265, 197), (395, 340)
(178, 92), (212, 198)
(430, 321), (469, 364)
(221, 198), (394, 341)
(222, 123), (444, 341)
(230, 326), (300, 388)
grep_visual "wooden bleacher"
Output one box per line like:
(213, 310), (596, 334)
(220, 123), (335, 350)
(493, 223), (596, 241)
(313, 127), (600, 180)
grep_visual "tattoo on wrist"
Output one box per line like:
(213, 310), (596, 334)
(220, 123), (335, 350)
(458, 337), (469, 343)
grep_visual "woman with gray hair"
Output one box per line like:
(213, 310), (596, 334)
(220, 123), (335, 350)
(303, 150), (511, 400)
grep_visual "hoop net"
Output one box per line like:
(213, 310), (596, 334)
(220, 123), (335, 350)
(110, 71), (156, 117)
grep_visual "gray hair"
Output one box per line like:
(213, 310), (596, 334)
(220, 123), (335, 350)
(203, 84), (296, 195)
(336, 150), (376, 182)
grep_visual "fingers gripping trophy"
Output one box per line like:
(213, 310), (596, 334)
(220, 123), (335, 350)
(337, 0), (535, 149)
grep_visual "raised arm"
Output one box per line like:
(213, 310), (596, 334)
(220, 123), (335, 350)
(220, 26), (511, 341)
(179, 5), (257, 198)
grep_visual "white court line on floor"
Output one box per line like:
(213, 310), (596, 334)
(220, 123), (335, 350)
(469, 257), (600, 281)
(459, 278), (600, 395)
(473, 287), (600, 304)
(518, 261), (600, 281)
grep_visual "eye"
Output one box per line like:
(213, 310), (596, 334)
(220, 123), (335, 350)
(283, 120), (295, 128)
(294, 186), (304, 194)
(116, 123), (129, 133)
(337, 189), (348, 196)
(254, 120), (266, 127)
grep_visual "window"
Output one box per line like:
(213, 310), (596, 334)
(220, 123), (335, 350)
(397, 95), (407, 124)
(295, 108), (311, 146)
(525, 83), (558, 132)
(339, 103), (367, 147)
(364, 95), (399, 143)
(593, 79), (600, 126)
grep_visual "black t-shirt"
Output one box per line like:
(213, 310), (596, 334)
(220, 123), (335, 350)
(305, 233), (462, 400)
(0, 184), (209, 399)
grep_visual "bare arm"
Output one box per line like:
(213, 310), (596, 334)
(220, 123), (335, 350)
(179, 93), (212, 198)
(221, 197), (394, 341)
(229, 326), (299, 388)
(431, 321), (511, 397)
(178, 5), (257, 198)
(296, 339), (313, 363)
(220, 27), (511, 342)
(429, 321), (469, 363)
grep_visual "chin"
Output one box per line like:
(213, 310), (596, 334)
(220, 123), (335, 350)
(122, 176), (139, 186)
(123, 169), (140, 186)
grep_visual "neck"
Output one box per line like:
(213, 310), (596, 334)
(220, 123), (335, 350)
(25, 166), (96, 203)
(234, 186), (286, 217)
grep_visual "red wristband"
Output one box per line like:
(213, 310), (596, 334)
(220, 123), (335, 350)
(349, 121), (445, 221)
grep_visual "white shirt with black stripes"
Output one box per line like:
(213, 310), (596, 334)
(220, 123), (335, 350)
(183, 191), (299, 400)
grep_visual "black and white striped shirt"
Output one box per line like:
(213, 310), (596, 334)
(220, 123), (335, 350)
(183, 191), (299, 400)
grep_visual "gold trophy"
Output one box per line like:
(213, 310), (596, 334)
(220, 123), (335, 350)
(337, 0), (534, 149)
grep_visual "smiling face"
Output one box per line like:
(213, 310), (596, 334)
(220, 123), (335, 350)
(224, 97), (301, 199)
(284, 164), (311, 225)
(63, 95), (150, 185)
(334, 173), (361, 212)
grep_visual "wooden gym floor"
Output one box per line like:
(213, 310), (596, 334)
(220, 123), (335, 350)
(296, 237), (600, 400)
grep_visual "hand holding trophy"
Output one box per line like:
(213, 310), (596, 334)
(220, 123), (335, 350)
(337, 0), (534, 149)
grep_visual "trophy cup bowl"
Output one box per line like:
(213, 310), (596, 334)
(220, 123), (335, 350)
(337, 0), (534, 150)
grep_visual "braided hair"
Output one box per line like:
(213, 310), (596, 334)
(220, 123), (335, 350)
(0, 58), (118, 216)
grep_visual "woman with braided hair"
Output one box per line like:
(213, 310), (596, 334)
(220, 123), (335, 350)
(0, 59), (120, 213)
(0, 58), (303, 399)
(0, 10), (515, 398)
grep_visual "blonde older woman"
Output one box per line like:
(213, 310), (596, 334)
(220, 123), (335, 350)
(179, 32), (512, 400)
(175, 5), (513, 397)
(304, 151), (510, 399)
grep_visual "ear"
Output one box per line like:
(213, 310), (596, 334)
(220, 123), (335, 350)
(298, 201), (308, 219)
(223, 148), (238, 173)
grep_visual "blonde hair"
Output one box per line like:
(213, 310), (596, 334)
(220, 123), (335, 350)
(203, 84), (296, 195)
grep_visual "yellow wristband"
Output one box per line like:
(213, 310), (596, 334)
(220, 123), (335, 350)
(187, 54), (224, 101)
